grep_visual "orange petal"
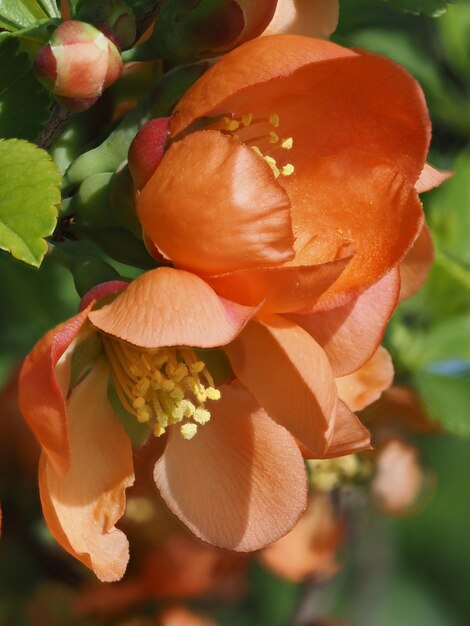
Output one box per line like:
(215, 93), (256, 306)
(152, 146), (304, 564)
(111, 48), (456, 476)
(322, 401), (371, 459)
(171, 35), (355, 136)
(288, 269), (400, 377)
(205, 256), (351, 315)
(154, 383), (307, 551)
(174, 44), (430, 185)
(284, 151), (423, 307)
(89, 267), (257, 349)
(138, 131), (294, 275)
(262, 0), (339, 39)
(259, 492), (343, 583)
(224, 316), (337, 456)
(336, 346), (394, 412)
(39, 361), (134, 582)
(399, 223), (434, 302)
(159, 606), (219, 626)
(415, 162), (452, 193)
(18, 307), (92, 474)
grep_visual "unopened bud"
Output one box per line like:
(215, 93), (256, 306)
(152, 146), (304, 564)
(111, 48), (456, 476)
(34, 20), (123, 111)
(77, 0), (137, 50)
(128, 117), (171, 191)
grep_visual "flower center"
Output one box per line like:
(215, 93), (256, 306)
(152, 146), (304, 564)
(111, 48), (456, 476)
(219, 112), (295, 179)
(103, 338), (221, 440)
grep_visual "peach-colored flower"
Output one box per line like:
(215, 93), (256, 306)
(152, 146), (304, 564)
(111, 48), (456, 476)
(19, 267), (314, 581)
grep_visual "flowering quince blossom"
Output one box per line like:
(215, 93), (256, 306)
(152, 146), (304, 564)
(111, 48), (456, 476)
(19, 267), (324, 581)
(129, 34), (443, 458)
(262, 0), (339, 39)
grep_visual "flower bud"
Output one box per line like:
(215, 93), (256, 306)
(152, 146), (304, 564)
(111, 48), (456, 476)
(34, 20), (123, 111)
(128, 117), (171, 191)
(77, 0), (137, 50)
(144, 0), (277, 63)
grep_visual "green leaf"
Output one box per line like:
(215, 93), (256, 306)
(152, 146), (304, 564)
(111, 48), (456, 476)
(0, 139), (61, 267)
(0, 0), (50, 30)
(415, 369), (470, 436)
(437, 1), (470, 82)
(428, 148), (470, 266)
(0, 38), (53, 141)
(382, 0), (453, 17)
(0, 18), (60, 43)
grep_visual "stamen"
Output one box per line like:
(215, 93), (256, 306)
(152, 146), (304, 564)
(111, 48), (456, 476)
(281, 137), (293, 150)
(281, 163), (295, 177)
(103, 339), (220, 440)
(269, 113), (280, 127)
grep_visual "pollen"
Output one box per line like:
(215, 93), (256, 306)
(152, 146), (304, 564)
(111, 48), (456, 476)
(103, 338), (220, 440)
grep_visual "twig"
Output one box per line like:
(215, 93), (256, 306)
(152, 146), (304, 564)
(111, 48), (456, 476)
(36, 101), (75, 150)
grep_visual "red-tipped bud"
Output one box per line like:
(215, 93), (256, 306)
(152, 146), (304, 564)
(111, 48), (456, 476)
(128, 117), (171, 191)
(34, 20), (123, 111)
(77, 0), (137, 50)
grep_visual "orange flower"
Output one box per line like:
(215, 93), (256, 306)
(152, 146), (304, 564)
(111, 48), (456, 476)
(19, 267), (315, 581)
(130, 35), (433, 458)
(262, 0), (339, 39)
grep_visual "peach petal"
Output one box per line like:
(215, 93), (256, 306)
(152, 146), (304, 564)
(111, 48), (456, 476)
(88, 267), (257, 349)
(39, 361), (134, 582)
(154, 384), (307, 551)
(138, 131), (294, 275)
(159, 606), (219, 626)
(399, 224), (434, 302)
(371, 438), (424, 516)
(284, 151), (423, 307)
(322, 401), (371, 459)
(415, 162), (452, 193)
(171, 35), (355, 136)
(224, 316), (337, 456)
(236, 1), (278, 43)
(289, 269), (400, 377)
(205, 256), (351, 314)
(262, 0), (339, 39)
(18, 307), (92, 474)
(260, 492), (343, 583)
(54, 38), (110, 99)
(336, 346), (394, 412)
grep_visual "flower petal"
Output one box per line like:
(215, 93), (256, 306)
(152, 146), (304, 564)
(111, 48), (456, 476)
(154, 383), (307, 551)
(288, 269), (400, 377)
(171, 35), (355, 136)
(224, 316), (337, 456)
(262, 0), (339, 39)
(336, 346), (394, 412)
(205, 256), (351, 315)
(285, 151), (422, 307)
(88, 267), (257, 349)
(322, 401), (371, 459)
(137, 130), (294, 275)
(39, 361), (134, 582)
(259, 492), (343, 583)
(415, 162), (452, 194)
(18, 307), (92, 474)
(399, 224), (434, 302)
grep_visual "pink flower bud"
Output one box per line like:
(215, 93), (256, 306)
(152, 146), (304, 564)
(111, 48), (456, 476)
(34, 20), (123, 111)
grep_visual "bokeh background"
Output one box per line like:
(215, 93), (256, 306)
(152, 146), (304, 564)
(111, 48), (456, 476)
(1, 1), (470, 624)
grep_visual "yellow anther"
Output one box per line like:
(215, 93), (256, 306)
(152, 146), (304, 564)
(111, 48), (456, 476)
(251, 145), (263, 157)
(181, 423), (198, 440)
(264, 155), (280, 178)
(104, 339), (221, 441)
(281, 163), (295, 177)
(269, 113), (280, 127)
(132, 397), (145, 409)
(152, 423), (166, 437)
(281, 137), (293, 150)
(137, 409), (151, 423)
(206, 388), (221, 401)
(189, 361), (205, 375)
(269, 131), (279, 144)
(242, 113), (253, 126)
(194, 408), (211, 425)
